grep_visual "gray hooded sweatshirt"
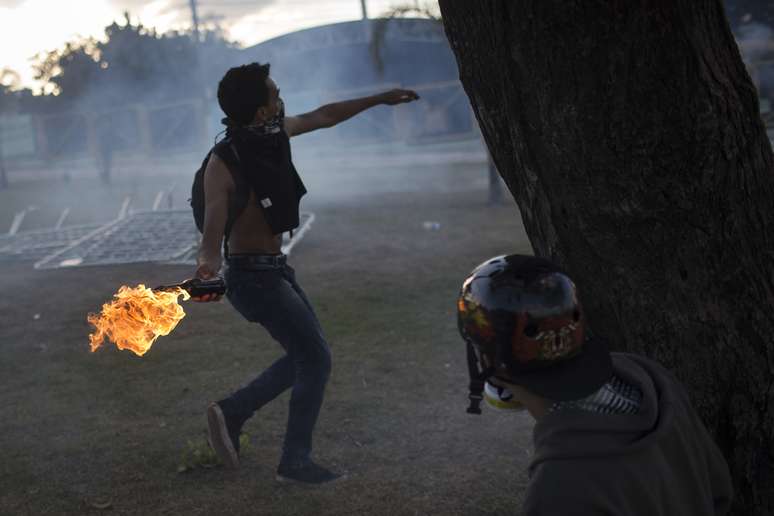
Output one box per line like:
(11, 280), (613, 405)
(523, 353), (733, 516)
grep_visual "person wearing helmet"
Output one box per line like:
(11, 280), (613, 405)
(457, 254), (733, 515)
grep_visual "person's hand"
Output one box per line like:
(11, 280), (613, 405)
(192, 258), (223, 302)
(379, 88), (420, 105)
(191, 291), (222, 302)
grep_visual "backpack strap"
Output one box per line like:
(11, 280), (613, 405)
(212, 139), (250, 258)
(229, 142), (240, 162)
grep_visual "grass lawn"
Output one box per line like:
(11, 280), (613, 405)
(0, 162), (537, 516)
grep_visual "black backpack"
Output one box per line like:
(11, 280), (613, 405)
(190, 139), (249, 247)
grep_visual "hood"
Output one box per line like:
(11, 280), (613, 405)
(528, 352), (678, 476)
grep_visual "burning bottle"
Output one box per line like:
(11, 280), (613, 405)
(154, 277), (227, 298)
(88, 277), (227, 357)
(88, 284), (190, 356)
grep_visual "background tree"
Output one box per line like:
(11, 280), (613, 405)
(94, 13), (198, 106)
(438, 1), (774, 515)
(33, 39), (102, 106)
(371, 1), (441, 74)
(0, 69), (17, 117)
(30, 12), (238, 112)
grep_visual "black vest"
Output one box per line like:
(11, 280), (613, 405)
(213, 128), (307, 236)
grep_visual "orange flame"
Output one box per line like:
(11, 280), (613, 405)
(88, 284), (190, 356)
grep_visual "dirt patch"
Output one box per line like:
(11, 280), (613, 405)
(0, 185), (537, 516)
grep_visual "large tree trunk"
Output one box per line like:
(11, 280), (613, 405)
(439, 1), (774, 514)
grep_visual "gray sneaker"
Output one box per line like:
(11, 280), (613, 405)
(206, 402), (240, 469)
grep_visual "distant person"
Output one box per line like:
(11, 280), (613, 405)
(457, 254), (733, 515)
(194, 62), (418, 484)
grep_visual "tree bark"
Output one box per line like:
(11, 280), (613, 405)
(439, 1), (774, 514)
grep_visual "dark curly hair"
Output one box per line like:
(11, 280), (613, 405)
(217, 62), (271, 125)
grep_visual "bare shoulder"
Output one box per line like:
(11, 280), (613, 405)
(205, 151), (236, 192)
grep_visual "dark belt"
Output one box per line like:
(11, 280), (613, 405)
(226, 253), (287, 269)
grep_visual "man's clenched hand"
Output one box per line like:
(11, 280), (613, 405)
(193, 259), (223, 302)
(379, 89), (420, 105)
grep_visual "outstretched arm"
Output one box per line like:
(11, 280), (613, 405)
(284, 88), (420, 137)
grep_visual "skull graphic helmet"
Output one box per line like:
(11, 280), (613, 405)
(458, 255), (612, 412)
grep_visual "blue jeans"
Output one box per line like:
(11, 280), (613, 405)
(221, 256), (331, 466)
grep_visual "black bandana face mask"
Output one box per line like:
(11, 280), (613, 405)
(246, 98), (284, 136)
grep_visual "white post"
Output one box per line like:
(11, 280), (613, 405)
(9, 205), (37, 235)
(8, 211), (25, 235)
(55, 208), (70, 229)
(152, 190), (165, 211)
(118, 196), (131, 219)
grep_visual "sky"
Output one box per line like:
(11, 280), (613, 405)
(0, 0), (402, 91)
